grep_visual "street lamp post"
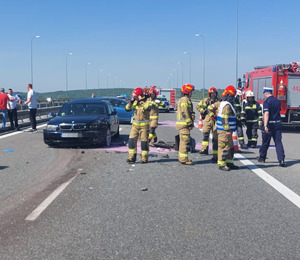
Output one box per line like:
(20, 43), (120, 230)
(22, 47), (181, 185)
(30, 35), (40, 85)
(106, 73), (111, 96)
(65, 52), (72, 98)
(195, 33), (206, 98)
(178, 61), (183, 86)
(85, 62), (91, 96)
(98, 69), (103, 97)
(184, 51), (191, 83)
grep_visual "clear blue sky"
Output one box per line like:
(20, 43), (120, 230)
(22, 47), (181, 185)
(0, 0), (299, 93)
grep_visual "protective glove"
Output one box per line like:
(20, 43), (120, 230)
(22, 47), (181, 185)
(155, 99), (161, 104)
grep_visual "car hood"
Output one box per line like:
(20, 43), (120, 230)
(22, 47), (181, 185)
(48, 115), (107, 125)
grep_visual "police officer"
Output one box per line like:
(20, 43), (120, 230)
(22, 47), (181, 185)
(176, 84), (195, 165)
(241, 91), (262, 148)
(216, 85), (239, 171)
(126, 87), (152, 164)
(196, 87), (220, 155)
(234, 86), (247, 149)
(258, 86), (285, 167)
(148, 87), (165, 145)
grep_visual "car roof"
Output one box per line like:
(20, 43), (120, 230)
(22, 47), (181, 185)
(67, 98), (110, 104)
(99, 97), (128, 102)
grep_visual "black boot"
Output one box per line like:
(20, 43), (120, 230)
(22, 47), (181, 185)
(199, 148), (208, 155)
(240, 143), (247, 149)
(227, 163), (239, 170)
(219, 165), (230, 171)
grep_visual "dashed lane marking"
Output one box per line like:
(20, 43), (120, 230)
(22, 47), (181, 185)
(235, 153), (300, 209)
(25, 168), (83, 221)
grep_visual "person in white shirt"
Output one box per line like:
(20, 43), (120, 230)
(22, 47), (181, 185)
(24, 83), (38, 132)
(7, 88), (21, 130)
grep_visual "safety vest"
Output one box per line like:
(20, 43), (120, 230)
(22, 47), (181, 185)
(216, 101), (237, 131)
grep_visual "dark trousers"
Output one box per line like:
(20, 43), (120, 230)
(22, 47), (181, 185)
(29, 109), (37, 130)
(259, 122), (285, 162)
(246, 122), (258, 145)
(236, 120), (245, 144)
(8, 108), (19, 128)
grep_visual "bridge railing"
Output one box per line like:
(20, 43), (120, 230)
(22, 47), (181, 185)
(0, 99), (69, 124)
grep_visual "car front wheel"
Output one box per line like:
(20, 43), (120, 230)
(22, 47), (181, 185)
(103, 128), (112, 147)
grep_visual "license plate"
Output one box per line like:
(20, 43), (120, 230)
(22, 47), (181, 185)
(61, 132), (79, 138)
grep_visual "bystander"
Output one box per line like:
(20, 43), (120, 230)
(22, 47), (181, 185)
(24, 84), (38, 132)
(7, 88), (22, 130)
(0, 88), (11, 130)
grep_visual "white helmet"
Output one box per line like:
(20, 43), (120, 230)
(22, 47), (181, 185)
(246, 91), (255, 98)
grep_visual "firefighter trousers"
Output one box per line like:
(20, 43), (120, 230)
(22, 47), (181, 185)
(236, 119), (245, 145)
(178, 127), (190, 163)
(246, 122), (258, 146)
(217, 130), (234, 167)
(201, 118), (215, 151)
(149, 118), (158, 143)
(128, 124), (149, 162)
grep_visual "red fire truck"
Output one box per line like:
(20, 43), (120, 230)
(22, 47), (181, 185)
(157, 89), (176, 111)
(242, 62), (300, 125)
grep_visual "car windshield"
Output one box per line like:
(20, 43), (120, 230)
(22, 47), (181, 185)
(58, 103), (107, 116)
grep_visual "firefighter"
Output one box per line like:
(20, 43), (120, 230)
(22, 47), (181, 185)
(125, 87), (152, 164)
(207, 99), (221, 162)
(148, 87), (166, 145)
(234, 86), (247, 149)
(176, 84), (195, 165)
(196, 87), (221, 155)
(241, 91), (262, 148)
(216, 85), (239, 171)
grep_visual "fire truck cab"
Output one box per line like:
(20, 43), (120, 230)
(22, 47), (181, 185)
(242, 62), (300, 125)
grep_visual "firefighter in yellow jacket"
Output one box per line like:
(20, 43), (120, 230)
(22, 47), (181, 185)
(147, 87), (166, 145)
(125, 87), (152, 164)
(196, 87), (221, 156)
(176, 84), (195, 165)
(216, 85), (239, 171)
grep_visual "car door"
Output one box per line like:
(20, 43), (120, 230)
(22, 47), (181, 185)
(107, 103), (118, 134)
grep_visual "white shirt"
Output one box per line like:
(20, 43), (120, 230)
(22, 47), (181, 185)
(27, 89), (37, 109)
(7, 94), (20, 109)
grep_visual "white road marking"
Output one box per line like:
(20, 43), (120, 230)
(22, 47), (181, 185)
(25, 168), (83, 221)
(0, 123), (47, 140)
(235, 153), (300, 209)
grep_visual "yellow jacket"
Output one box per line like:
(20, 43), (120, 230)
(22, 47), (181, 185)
(126, 98), (151, 126)
(176, 95), (194, 130)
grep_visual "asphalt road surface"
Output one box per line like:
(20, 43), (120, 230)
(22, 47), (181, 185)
(0, 111), (299, 259)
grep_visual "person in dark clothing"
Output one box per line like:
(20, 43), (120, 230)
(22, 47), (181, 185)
(241, 91), (262, 148)
(258, 86), (285, 167)
(234, 88), (247, 149)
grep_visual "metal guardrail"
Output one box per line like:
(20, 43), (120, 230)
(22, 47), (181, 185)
(0, 99), (69, 124)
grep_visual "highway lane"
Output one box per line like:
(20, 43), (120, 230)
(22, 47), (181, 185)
(0, 111), (299, 259)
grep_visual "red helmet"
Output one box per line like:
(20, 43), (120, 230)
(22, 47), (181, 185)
(208, 87), (218, 96)
(132, 87), (143, 97)
(224, 85), (236, 96)
(181, 84), (195, 94)
(149, 87), (158, 96)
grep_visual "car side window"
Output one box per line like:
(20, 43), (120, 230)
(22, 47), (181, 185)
(106, 103), (113, 114)
(119, 101), (127, 108)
